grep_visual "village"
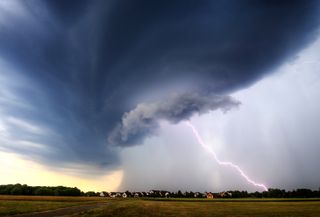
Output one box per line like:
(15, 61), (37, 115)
(97, 190), (232, 199)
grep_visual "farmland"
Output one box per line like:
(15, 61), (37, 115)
(0, 196), (105, 216)
(70, 199), (320, 217)
(1, 196), (320, 217)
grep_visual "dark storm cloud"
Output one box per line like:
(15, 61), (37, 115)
(109, 93), (240, 146)
(0, 0), (319, 169)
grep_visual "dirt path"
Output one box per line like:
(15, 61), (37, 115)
(11, 202), (107, 217)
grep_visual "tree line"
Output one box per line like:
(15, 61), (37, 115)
(243, 188), (320, 198)
(0, 184), (320, 198)
(0, 184), (81, 196)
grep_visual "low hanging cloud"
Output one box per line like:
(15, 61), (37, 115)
(109, 93), (240, 146)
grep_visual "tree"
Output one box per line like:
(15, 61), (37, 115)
(177, 190), (183, 198)
(10, 184), (23, 195)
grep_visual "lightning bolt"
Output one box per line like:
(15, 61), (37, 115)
(186, 121), (268, 191)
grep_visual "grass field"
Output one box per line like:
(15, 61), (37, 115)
(1, 196), (320, 217)
(0, 195), (104, 216)
(72, 199), (320, 217)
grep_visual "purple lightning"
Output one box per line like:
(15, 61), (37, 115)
(186, 121), (268, 191)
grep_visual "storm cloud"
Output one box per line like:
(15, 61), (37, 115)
(0, 0), (319, 170)
(109, 93), (240, 146)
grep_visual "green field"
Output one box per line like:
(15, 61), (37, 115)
(1, 196), (320, 217)
(0, 195), (104, 216)
(72, 199), (320, 217)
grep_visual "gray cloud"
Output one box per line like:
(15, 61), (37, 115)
(109, 93), (240, 146)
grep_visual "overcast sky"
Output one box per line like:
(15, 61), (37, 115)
(0, 0), (320, 192)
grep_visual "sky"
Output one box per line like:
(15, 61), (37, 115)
(0, 0), (320, 192)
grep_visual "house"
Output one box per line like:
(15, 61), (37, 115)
(206, 192), (215, 199)
(109, 192), (121, 198)
(122, 192), (127, 198)
(149, 190), (161, 197)
(220, 191), (232, 198)
(116, 192), (122, 197)
(99, 192), (105, 197)
(108, 192), (115, 198)
(134, 192), (139, 198)
(194, 192), (201, 198)
(159, 191), (169, 197)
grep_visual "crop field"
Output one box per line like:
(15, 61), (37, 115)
(1, 196), (320, 217)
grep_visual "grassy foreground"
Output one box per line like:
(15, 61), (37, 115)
(70, 199), (320, 217)
(1, 196), (320, 217)
(0, 195), (104, 216)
